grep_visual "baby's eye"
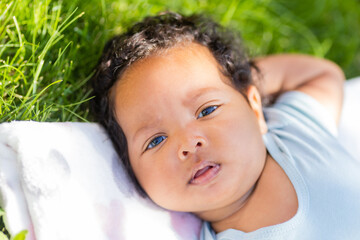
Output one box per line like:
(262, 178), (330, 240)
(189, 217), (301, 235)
(197, 105), (218, 119)
(146, 135), (167, 150)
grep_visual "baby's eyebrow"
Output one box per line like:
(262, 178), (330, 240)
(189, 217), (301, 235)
(183, 87), (220, 106)
(133, 123), (157, 143)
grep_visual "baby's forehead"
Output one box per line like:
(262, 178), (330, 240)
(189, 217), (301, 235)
(124, 43), (213, 71)
(112, 43), (236, 129)
(114, 42), (230, 93)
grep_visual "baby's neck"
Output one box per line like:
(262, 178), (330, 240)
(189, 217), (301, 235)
(211, 154), (298, 233)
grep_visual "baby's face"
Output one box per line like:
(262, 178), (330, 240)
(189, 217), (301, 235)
(113, 43), (267, 221)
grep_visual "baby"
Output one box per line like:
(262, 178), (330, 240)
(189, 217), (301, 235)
(91, 12), (360, 239)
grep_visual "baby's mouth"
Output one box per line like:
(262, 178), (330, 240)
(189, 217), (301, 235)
(189, 162), (221, 185)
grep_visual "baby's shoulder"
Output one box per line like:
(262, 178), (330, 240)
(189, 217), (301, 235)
(264, 90), (337, 138)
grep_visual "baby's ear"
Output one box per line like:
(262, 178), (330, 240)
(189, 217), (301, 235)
(247, 85), (268, 134)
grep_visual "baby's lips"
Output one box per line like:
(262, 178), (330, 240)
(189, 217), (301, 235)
(194, 166), (212, 179)
(189, 161), (220, 184)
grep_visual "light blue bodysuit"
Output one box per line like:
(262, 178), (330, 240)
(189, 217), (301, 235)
(201, 91), (360, 240)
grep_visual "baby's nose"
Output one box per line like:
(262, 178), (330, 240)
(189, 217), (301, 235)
(178, 137), (206, 161)
(182, 141), (202, 156)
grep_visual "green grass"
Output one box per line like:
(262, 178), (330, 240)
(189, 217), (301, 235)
(1, 0), (359, 237)
(1, 0), (360, 123)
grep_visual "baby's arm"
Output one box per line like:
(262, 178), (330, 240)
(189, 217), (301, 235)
(253, 54), (345, 124)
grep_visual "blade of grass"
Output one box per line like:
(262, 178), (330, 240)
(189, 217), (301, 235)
(220, 0), (240, 26)
(12, 16), (22, 47)
(0, 2), (13, 21)
(22, 79), (62, 118)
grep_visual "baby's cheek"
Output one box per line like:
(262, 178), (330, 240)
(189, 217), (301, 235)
(146, 167), (186, 210)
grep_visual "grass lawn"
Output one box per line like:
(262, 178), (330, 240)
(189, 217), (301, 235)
(1, 0), (359, 238)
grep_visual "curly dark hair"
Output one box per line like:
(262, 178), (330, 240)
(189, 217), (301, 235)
(91, 11), (258, 197)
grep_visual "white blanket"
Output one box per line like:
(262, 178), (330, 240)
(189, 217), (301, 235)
(0, 122), (201, 240)
(0, 78), (359, 240)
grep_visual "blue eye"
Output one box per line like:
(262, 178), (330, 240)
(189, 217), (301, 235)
(146, 135), (167, 150)
(197, 105), (218, 119)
